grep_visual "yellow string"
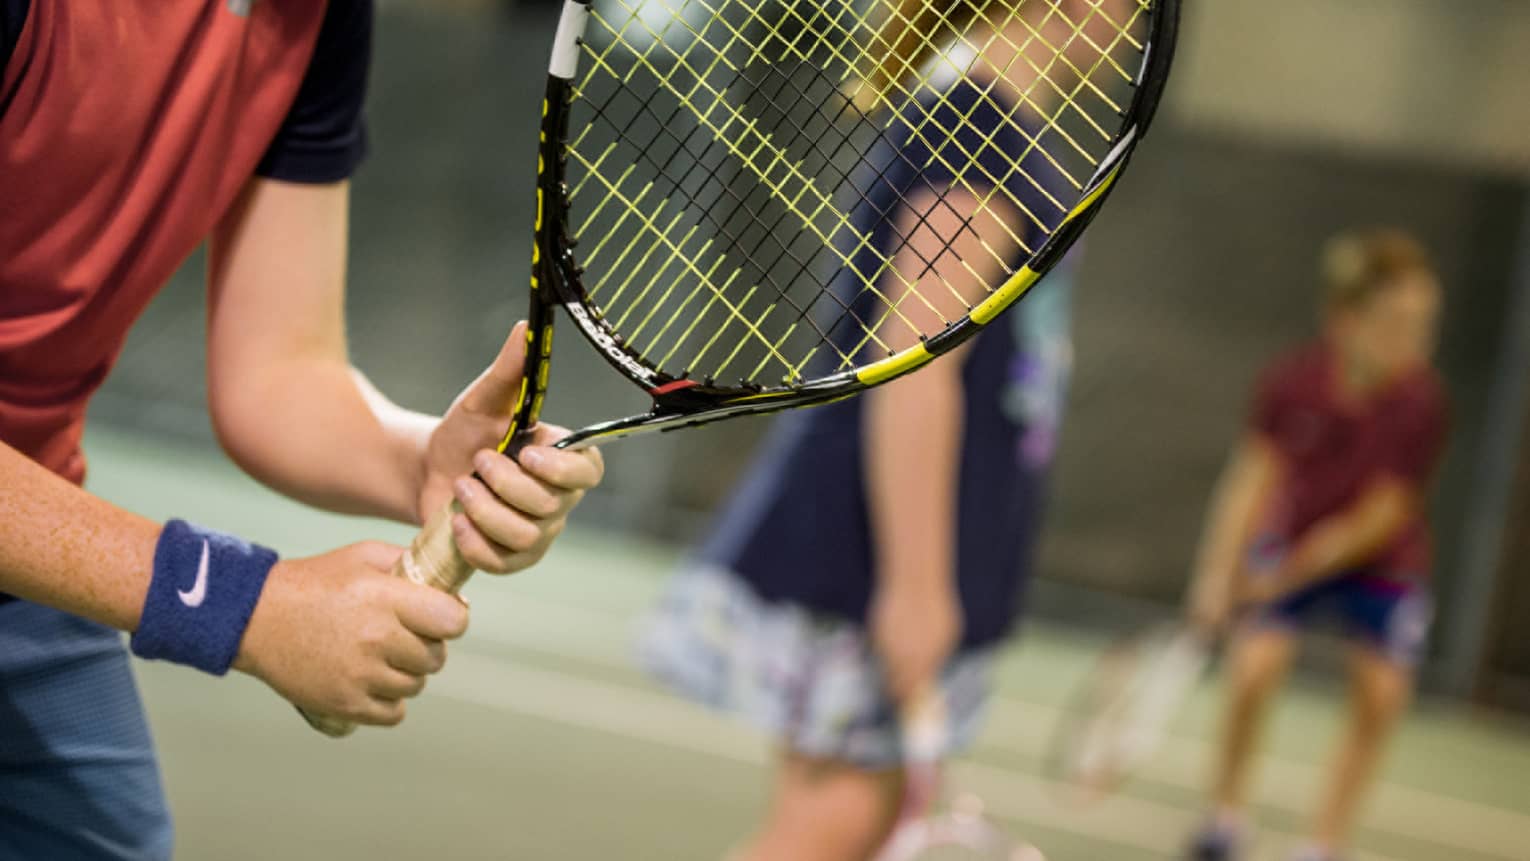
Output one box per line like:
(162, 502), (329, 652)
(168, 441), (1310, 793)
(559, 0), (1151, 383)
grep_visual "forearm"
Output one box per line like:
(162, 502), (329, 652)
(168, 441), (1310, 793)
(206, 179), (431, 523)
(1282, 483), (1412, 589)
(865, 367), (963, 592)
(0, 443), (159, 631)
(1190, 440), (1275, 599)
(213, 360), (434, 524)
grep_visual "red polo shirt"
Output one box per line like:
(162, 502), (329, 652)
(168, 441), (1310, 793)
(1251, 341), (1448, 581)
(0, 0), (370, 484)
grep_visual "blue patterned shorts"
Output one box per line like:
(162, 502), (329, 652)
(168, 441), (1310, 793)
(638, 566), (997, 769)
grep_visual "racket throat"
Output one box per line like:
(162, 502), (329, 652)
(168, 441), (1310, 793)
(550, 401), (763, 450)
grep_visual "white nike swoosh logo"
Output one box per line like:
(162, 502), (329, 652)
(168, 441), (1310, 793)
(178, 540), (210, 608)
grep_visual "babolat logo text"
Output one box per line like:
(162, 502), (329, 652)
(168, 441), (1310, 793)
(565, 304), (655, 384)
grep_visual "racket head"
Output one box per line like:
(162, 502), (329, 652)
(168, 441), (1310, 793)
(521, 0), (1180, 448)
(1045, 622), (1211, 804)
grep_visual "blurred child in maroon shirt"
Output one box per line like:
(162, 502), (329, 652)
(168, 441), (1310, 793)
(1184, 230), (1448, 861)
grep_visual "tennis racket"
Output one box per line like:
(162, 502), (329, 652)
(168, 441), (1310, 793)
(1045, 622), (1211, 802)
(876, 692), (1044, 861)
(300, 0), (1180, 736)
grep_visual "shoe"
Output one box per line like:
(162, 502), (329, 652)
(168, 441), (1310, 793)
(1185, 821), (1244, 861)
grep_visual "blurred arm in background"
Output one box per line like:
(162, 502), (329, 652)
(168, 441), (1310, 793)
(1251, 478), (1417, 604)
(865, 339), (968, 709)
(866, 187), (1016, 706)
(1186, 434), (1281, 631)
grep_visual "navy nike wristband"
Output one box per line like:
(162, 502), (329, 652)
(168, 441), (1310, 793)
(130, 520), (278, 675)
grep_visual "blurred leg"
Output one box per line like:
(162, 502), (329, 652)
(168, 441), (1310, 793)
(1211, 626), (1299, 812)
(1307, 645), (1413, 853)
(730, 749), (904, 861)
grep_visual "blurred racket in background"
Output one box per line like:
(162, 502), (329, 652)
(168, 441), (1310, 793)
(1046, 623), (1212, 803)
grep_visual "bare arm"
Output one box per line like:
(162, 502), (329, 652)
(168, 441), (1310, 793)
(207, 179), (431, 523)
(867, 363), (965, 596)
(1186, 434), (1280, 628)
(0, 440), (469, 727)
(866, 354), (967, 706)
(206, 178), (602, 572)
(1272, 478), (1415, 594)
(866, 188), (1014, 705)
(0, 177), (572, 727)
(1271, 390), (1443, 596)
(866, 208), (980, 603)
(0, 443), (158, 631)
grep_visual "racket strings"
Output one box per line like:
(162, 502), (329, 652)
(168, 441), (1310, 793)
(639, 29), (917, 351)
(844, 4), (1073, 215)
(573, 50), (861, 372)
(761, 0), (1141, 369)
(584, 0), (1020, 344)
(579, 0), (937, 380)
(589, 0), (1006, 336)
(564, 0), (1150, 388)
(743, 0), (1058, 258)
(633, 0), (1113, 327)
(735, 0), (1046, 358)
(578, 4), (885, 361)
(847, 0), (1145, 199)
(707, 35), (989, 369)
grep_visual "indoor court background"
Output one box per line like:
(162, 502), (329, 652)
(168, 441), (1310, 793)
(78, 0), (1530, 858)
(97, 427), (1530, 861)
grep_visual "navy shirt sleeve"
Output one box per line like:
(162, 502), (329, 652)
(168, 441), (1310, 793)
(1, 0), (28, 75)
(256, 0), (372, 183)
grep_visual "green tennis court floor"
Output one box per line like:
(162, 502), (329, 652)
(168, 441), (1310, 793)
(84, 426), (1529, 861)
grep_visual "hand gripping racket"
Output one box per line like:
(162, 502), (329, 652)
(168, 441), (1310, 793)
(876, 691), (1045, 860)
(300, 0), (1180, 735)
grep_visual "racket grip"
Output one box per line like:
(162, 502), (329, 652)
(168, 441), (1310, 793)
(390, 501), (476, 594)
(296, 502), (476, 738)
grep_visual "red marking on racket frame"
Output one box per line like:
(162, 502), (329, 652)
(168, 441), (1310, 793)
(649, 379), (701, 396)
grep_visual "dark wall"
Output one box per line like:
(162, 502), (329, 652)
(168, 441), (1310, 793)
(1482, 408), (1530, 710)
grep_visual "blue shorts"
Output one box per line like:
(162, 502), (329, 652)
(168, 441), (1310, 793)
(0, 601), (172, 861)
(1254, 574), (1433, 667)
